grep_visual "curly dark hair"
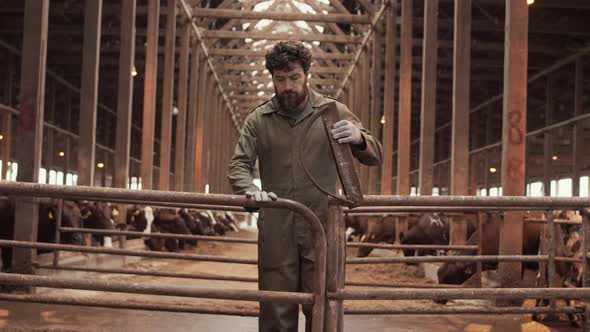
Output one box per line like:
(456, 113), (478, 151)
(265, 41), (312, 75)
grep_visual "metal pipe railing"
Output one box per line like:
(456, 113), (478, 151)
(0, 182), (326, 329)
(330, 288), (590, 301)
(0, 239), (258, 264)
(0, 273), (313, 304)
(59, 227), (257, 244)
(0, 293), (260, 316)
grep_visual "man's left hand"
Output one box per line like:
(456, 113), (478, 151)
(331, 120), (363, 145)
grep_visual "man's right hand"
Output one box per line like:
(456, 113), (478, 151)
(245, 191), (278, 202)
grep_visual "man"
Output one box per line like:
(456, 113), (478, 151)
(227, 41), (382, 332)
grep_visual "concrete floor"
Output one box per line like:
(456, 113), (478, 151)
(0, 300), (580, 332)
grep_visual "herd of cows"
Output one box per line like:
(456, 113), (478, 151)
(0, 197), (240, 271)
(345, 210), (584, 290)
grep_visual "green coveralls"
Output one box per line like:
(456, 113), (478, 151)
(227, 88), (382, 332)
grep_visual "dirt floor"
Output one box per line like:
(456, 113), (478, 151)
(0, 228), (582, 331)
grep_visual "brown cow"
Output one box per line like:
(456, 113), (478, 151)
(400, 213), (477, 258)
(437, 212), (542, 287)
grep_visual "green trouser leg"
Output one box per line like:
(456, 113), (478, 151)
(259, 222), (316, 332)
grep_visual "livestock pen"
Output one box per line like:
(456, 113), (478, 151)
(0, 182), (589, 331)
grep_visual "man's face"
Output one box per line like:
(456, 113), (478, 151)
(272, 63), (308, 111)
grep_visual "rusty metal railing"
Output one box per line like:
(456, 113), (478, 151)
(0, 182), (327, 332)
(326, 195), (590, 329)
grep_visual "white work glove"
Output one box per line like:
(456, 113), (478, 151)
(331, 120), (363, 145)
(245, 190), (278, 202)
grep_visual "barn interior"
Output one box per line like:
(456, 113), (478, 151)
(0, 0), (590, 331)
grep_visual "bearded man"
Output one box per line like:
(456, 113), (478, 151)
(227, 41), (382, 332)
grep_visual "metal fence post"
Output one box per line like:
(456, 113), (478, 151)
(52, 198), (63, 267)
(325, 203), (344, 331)
(581, 208), (590, 331)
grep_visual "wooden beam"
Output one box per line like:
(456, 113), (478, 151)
(13, 0), (49, 283)
(140, 0), (160, 190)
(543, 76), (554, 196)
(194, 66), (209, 192)
(77, 0), (102, 186)
(396, 0), (412, 196)
(208, 47), (354, 60)
(201, 30), (362, 44)
(499, 0), (528, 290)
(174, 21), (190, 192)
(184, 44), (200, 192)
(159, 0), (176, 191)
(114, 0), (135, 190)
(219, 63), (348, 75)
(449, 0), (470, 247)
(380, 3), (397, 195)
(368, 21), (384, 195)
(190, 8), (371, 24)
(418, 0), (438, 196)
(572, 58), (584, 196)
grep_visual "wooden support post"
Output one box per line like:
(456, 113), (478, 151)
(397, 0), (412, 197)
(418, 0), (438, 196)
(543, 76), (554, 196)
(12, 0), (49, 284)
(396, 0), (412, 237)
(572, 59), (583, 196)
(140, 0), (160, 190)
(1, 53), (13, 180)
(359, 49), (371, 193)
(450, 0), (471, 245)
(194, 60), (209, 192)
(114, 0), (136, 191)
(174, 21), (190, 192)
(77, 0), (103, 186)
(499, 0), (528, 290)
(380, 3), (397, 195)
(368, 21), (384, 195)
(159, 0), (176, 191)
(1, 113), (12, 180)
(184, 42), (200, 192)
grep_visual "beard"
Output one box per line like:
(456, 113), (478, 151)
(276, 82), (308, 112)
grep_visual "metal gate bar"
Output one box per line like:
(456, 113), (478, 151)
(0, 293), (259, 316)
(344, 306), (584, 315)
(0, 273), (313, 304)
(331, 288), (590, 301)
(60, 227), (258, 244)
(0, 239), (258, 264)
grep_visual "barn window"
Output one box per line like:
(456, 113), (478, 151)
(72, 174), (78, 186)
(410, 187), (417, 196)
(550, 180), (557, 196)
(557, 178), (572, 197)
(205, 184), (210, 194)
(38, 168), (47, 184)
(528, 182), (543, 197)
(432, 187), (439, 196)
(581, 176), (589, 197)
(56, 171), (64, 185)
(129, 177), (138, 190)
(480, 188), (487, 196)
(48, 170), (57, 185)
(65, 173), (74, 186)
(6, 162), (17, 181)
(489, 187), (498, 196)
